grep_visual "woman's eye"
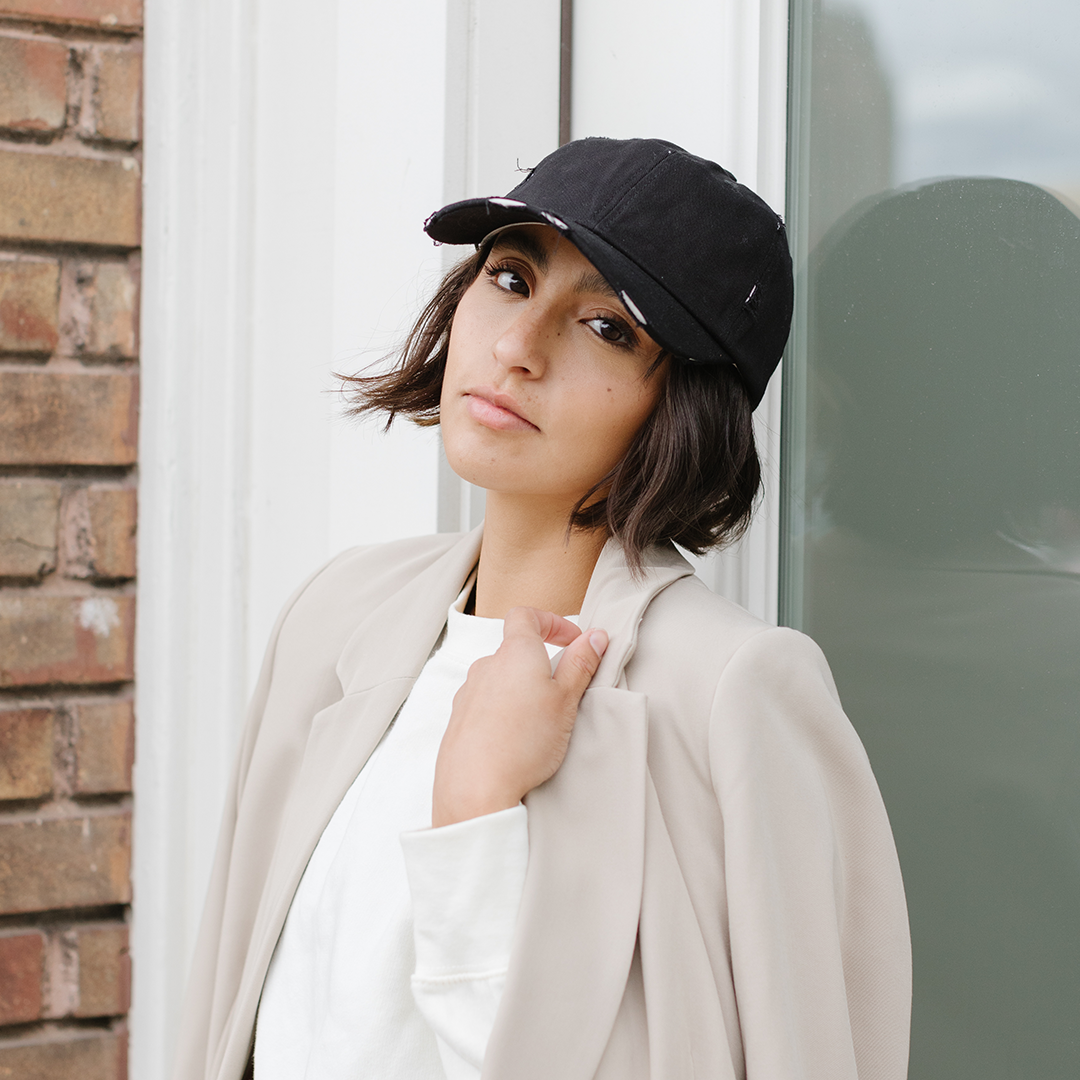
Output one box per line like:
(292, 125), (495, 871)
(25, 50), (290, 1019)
(586, 317), (631, 345)
(492, 269), (529, 296)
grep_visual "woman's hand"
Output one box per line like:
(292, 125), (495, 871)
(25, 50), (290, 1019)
(431, 607), (609, 828)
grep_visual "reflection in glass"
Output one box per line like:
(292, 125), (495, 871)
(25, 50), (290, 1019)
(785, 2), (1080, 1076)
(806, 4), (893, 248)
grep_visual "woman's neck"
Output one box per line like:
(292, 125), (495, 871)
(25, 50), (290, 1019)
(473, 493), (608, 619)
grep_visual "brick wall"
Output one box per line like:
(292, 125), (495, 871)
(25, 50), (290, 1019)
(0, 1), (140, 1076)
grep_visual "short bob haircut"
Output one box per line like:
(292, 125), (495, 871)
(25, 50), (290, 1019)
(341, 243), (761, 572)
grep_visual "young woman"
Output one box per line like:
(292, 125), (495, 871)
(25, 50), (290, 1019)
(174, 138), (911, 1080)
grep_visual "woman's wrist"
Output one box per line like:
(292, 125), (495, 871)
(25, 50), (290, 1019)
(431, 785), (522, 829)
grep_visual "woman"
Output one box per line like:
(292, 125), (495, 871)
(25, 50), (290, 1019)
(174, 138), (911, 1080)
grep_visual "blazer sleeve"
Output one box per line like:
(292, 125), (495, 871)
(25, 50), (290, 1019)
(708, 626), (911, 1080)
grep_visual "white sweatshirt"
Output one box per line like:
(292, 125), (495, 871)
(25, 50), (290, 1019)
(254, 590), (575, 1080)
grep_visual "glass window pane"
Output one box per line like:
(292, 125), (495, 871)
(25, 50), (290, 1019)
(783, 2), (1080, 1076)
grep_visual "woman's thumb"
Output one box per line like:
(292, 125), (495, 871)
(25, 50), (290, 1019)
(553, 628), (608, 699)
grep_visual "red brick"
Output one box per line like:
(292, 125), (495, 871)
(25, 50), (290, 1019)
(0, 0), (141, 29)
(0, 258), (60, 354)
(93, 46), (139, 143)
(0, 593), (135, 687)
(0, 370), (138, 466)
(0, 810), (130, 913)
(74, 700), (132, 794)
(75, 923), (128, 1016)
(0, 148), (139, 247)
(0, 931), (44, 1023)
(0, 708), (53, 799)
(0, 1029), (126, 1080)
(0, 35), (68, 133)
(61, 486), (136, 580)
(63, 261), (137, 359)
(0, 480), (60, 577)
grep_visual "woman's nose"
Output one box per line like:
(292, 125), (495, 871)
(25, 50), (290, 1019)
(492, 304), (553, 376)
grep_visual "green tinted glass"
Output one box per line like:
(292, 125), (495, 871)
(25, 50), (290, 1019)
(784, 1), (1080, 1075)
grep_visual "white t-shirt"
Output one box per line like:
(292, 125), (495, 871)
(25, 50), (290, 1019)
(255, 588), (576, 1080)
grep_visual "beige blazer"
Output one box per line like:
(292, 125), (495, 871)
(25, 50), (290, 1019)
(173, 528), (911, 1080)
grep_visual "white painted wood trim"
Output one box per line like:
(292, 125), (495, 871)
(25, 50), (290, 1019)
(135, 0), (259, 1075)
(696, 0), (791, 624)
(740, 0), (791, 627)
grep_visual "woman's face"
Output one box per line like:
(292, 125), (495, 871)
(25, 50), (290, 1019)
(440, 225), (668, 510)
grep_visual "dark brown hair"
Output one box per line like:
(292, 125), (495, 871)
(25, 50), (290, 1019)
(341, 250), (761, 571)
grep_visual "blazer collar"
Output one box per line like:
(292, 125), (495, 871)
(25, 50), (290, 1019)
(330, 527), (693, 694)
(335, 525), (484, 695)
(580, 538), (695, 686)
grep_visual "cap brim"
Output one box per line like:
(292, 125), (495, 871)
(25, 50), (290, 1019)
(425, 197), (554, 245)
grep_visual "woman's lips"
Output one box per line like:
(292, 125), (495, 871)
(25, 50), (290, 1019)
(464, 390), (538, 432)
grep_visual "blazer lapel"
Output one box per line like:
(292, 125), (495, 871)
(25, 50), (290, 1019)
(581, 539), (696, 686)
(215, 528), (484, 1077)
(484, 541), (695, 1080)
(483, 685), (648, 1080)
(335, 525), (484, 696)
(272, 525), (485, 917)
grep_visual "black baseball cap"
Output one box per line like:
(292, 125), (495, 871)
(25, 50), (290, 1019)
(424, 137), (793, 409)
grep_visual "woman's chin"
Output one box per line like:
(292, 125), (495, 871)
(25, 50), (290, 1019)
(442, 463), (584, 512)
(441, 441), (522, 495)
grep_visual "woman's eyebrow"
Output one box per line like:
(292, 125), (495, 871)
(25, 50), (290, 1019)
(573, 268), (621, 303)
(489, 231), (550, 271)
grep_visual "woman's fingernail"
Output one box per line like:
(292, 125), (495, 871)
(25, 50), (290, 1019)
(588, 630), (609, 657)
